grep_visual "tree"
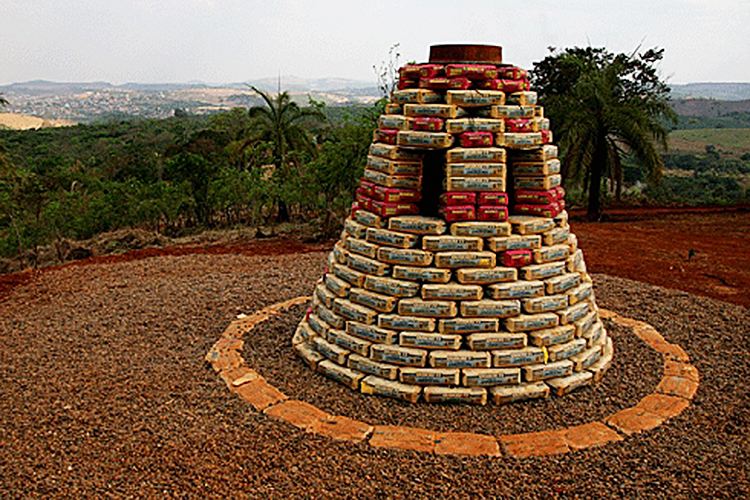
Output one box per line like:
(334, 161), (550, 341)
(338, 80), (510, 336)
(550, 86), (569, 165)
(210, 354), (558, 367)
(531, 47), (677, 220)
(247, 86), (326, 222)
(0, 94), (8, 107)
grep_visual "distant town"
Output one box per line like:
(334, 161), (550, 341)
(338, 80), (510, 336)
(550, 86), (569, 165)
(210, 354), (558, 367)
(0, 78), (383, 124)
(1, 79), (748, 125)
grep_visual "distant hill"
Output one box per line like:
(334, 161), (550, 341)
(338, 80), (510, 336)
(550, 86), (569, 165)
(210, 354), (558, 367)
(670, 83), (750, 101)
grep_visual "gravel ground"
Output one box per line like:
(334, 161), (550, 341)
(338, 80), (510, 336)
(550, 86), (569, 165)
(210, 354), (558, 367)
(1, 251), (748, 499)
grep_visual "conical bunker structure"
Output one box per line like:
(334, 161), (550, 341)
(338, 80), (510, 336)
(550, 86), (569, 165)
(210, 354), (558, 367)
(292, 44), (613, 405)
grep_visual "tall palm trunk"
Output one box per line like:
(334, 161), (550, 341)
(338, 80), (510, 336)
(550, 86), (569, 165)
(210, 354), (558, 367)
(587, 131), (608, 221)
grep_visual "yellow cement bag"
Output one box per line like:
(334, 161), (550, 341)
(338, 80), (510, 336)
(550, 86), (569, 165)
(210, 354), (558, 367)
(487, 280), (545, 300)
(377, 247), (434, 267)
(511, 144), (558, 162)
(295, 341), (325, 368)
(313, 336), (350, 364)
(487, 235), (542, 252)
(445, 176), (506, 192)
(533, 244), (571, 264)
(324, 272), (351, 298)
(523, 294), (570, 314)
(400, 367), (461, 385)
(392, 89), (443, 104)
(327, 328), (373, 357)
(398, 299), (458, 318)
(455, 267), (518, 285)
(377, 114), (412, 130)
(370, 344), (428, 367)
(360, 375), (421, 403)
(521, 262), (566, 280)
(466, 332), (527, 350)
(397, 131), (454, 148)
(366, 227), (418, 249)
(568, 344), (602, 371)
(346, 321), (398, 345)
(364, 275), (420, 298)
(345, 237), (380, 259)
(462, 368), (521, 387)
(378, 314), (436, 332)
(509, 215), (555, 235)
(438, 317), (499, 334)
(445, 163), (506, 178)
(392, 265), (452, 284)
(422, 283), (484, 300)
(429, 350), (491, 368)
(333, 262), (367, 287)
(369, 143), (425, 161)
(481, 105), (535, 119)
(446, 147), (506, 163)
(344, 218), (368, 239)
(546, 338), (587, 362)
(505, 312), (560, 332)
(460, 299), (521, 318)
(528, 324), (576, 347)
(345, 251), (390, 277)
(492, 346), (545, 367)
(423, 386), (487, 405)
(446, 118), (505, 134)
(318, 360), (365, 390)
(400, 332), (462, 351)
(450, 221), (511, 237)
(403, 103), (461, 118)
(348, 353), (399, 380)
(332, 298), (378, 325)
(423, 235), (483, 252)
(348, 287), (398, 313)
(490, 382), (549, 404)
(446, 90), (506, 107)
(546, 371), (593, 396)
(388, 216), (446, 235)
(434, 251), (496, 269)
(523, 359), (574, 382)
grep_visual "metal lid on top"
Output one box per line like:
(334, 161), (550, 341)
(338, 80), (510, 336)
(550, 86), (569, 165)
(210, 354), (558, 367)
(429, 44), (503, 64)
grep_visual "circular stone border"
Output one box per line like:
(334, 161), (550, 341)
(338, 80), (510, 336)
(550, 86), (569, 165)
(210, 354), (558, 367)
(205, 296), (700, 458)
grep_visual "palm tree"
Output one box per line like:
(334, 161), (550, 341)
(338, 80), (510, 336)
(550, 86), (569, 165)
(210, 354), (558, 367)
(247, 85), (326, 222)
(532, 47), (676, 220)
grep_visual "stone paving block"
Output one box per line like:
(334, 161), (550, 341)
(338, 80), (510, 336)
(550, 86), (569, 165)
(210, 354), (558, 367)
(205, 345), (244, 372)
(657, 375), (699, 399)
(606, 407), (664, 436)
(315, 415), (374, 442)
(664, 360), (700, 383)
(497, 430), (569, 458)
(232, 379), (288, 412)
(562, 422), (623, 450)
(637, 393), (690, 419)
(435, 432), (501, 457)
(218, 366), (260, 387)
(263, 399), (330, 431)
(369, 425), (437, 453)
(597, 308), (617, 319)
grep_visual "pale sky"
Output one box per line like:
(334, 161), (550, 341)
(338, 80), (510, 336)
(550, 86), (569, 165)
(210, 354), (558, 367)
(1, 0), (748, 86)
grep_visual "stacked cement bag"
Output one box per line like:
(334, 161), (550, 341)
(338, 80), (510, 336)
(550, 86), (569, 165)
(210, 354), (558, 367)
(292, 61), (612, 405)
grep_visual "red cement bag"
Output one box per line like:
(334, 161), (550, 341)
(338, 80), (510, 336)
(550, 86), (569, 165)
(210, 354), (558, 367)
(398, 78), (419, 90)
(371, 200), (420, 217)
(552, 186), (566, 201)
(460, 131), (494, 148)
(373, 129), (398, 145)
(440, 191), (477, 206)
(420, 77), (472, 90)
(478, 205), (509, 221)
(505, 118), (536, 133)
(372, 185), (422, 203)
(412, 117), (445, 131)
(478, 192), (509, 206)
(497, 67), (528, 80)
(478, 79), (529, 93)
(513, 203), (562, 218)
(502, 249), (533, 267)
(515, 189), (557, 205)
(418, 64), (445, 78)
(439, 205), (476, 222)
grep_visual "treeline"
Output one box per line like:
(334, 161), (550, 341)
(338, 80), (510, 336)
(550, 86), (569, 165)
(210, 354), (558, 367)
(0, 97), (381, 264)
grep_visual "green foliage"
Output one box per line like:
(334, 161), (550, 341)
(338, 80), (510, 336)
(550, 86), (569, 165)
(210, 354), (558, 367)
(531, 46), (676, 220)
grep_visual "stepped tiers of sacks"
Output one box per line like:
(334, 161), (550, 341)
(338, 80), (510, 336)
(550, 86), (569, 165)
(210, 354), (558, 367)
(292, 44), (613, 405)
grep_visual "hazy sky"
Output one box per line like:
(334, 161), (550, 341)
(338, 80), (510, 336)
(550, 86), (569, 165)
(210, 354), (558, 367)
(1, 0), (748, 86)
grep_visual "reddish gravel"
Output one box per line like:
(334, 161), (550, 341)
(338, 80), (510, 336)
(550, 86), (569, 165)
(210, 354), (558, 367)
(1, 250), (748, 499)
